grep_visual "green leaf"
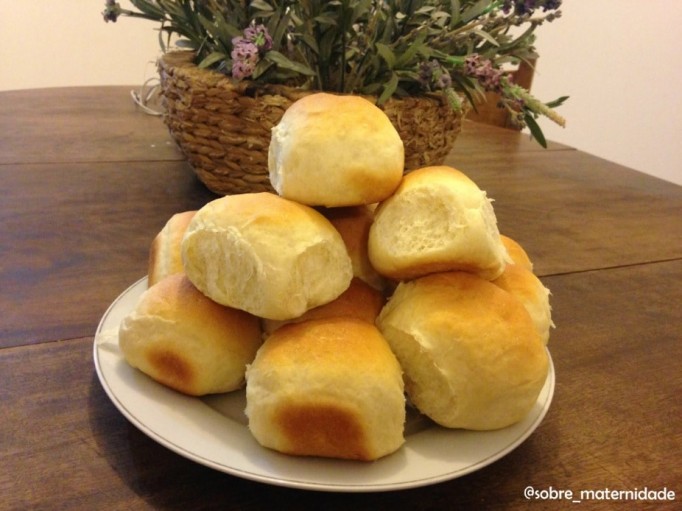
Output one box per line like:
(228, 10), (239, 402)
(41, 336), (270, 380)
(460, 0), (493, 24)
(524, 112), (548, 148)
(449, 0), (462, 27)
(267, 8), (290, 52)
(471, 28), (500, 47)
(198, 13), (238, 54)
(197, 51), (227, 69)
(545, 95), (570, 109)
(377, 73), (400, 105)
(352, 0), (373, 22)
(415, 6), (436, 15)
(299, 33), (320, 55)
(174, 38), (199, 49)
(264, 51), (316, 76)
(251, 58), (275, 79)
(317, 26), (339, 60)
(313, 15), (339, 26)
(249, 0), (274, 12)
(395, 32), (427, 67)
(130, 0), (166, 20)
(375, 43), (396, 69)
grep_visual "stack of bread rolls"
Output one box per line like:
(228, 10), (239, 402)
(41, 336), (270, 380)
(118, 92), (553, 462)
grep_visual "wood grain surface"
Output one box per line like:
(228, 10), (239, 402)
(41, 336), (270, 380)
(1, 87), (680, 510)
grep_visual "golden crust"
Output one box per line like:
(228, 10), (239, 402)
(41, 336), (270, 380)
(500, 234), (533, 271)
(268, 93), (404, 207)
(273, 400), (371, 461)
(147, 210), (196, 287)
(377, 271), (548, 430)
(492, 263), (553, 344)
(261, 277), (385, 336)
(246, 318), (405, 461)
(320, 205), (387, 291)
(119, 274), (262, 396)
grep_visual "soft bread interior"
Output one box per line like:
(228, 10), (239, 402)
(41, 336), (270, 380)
(182, 193), (353, 320)
(368, 166), (509, 280)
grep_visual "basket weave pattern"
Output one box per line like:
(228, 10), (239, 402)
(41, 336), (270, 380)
(158, 52), (466, 195)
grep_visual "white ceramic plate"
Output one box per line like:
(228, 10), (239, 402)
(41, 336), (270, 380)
(94, 277), (555, 493)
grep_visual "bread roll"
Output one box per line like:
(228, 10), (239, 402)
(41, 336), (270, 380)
(268, 93), (404, 207)
(320, 205), (386, 291)
(492, 263), (553, 344)
(245, 318), (405, 461)
(148, 210), (196, 287)
(500, 234), (533, 271)
(377, 271), (548, 430)
(182, 192), (353, 320)
(119, 274), (262, 396)
(261, 277), (385, 336)
(368, 166), (509, 281)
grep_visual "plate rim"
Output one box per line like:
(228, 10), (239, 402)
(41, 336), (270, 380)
(93, 277), (555, 492)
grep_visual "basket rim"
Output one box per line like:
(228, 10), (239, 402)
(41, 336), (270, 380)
(157, 50), (465, 109)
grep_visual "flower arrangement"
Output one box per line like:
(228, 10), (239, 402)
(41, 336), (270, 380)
(103, 0), (567, 146)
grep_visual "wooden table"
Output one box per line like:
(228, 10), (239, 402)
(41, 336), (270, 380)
(1, 87), (681, 510)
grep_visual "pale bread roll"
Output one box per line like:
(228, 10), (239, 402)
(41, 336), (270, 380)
(368, 166), (509, 281)
(119, 274), (262, 396)
(261, 277), (385, 336)
(268, 93), (404, 207)
(148, 211), (196, 287)
(182, 192), (353, 320)
(377, 271), (548, 430)
(320, 205), (386, 291)
(500, 234), (533, 271)
(492, 263), (554, 344)
(245, 318), (405, 461)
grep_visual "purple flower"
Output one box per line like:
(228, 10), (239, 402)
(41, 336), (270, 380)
(231, 38), (260, 79)
(418, 61), (437, 85)
(102, 0), (121, 22)
(543, 0), (562, 11)
(418, 60), (452, 91)
(244, 23), (273, 51)
(464, 54), (481, 75)
(230, 24), (273, 80)
(231, 38), (259, 60)
(464, 55), (505, 93)
(436, 72), (452, 89)
(232, 60), (256, 80)
(502, 0), (562, 16)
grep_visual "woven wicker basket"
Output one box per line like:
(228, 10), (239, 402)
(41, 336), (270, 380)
(158, 52), (467, 195)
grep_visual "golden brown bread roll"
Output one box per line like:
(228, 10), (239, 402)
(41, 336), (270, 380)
(261, 277), (385, 336)
(492, 263), (553, 344)
(245, 318), (405, 461)
(319, 205), (387, 291)
(147, 210), (196, 287)
(377, 271), (548, 430)
(500, 234), (533, 271)
(119, 274), (262, 396)
(268, 93), (404, 207)
(368, 166), (509, 281)
(181, 192), (353, 320)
